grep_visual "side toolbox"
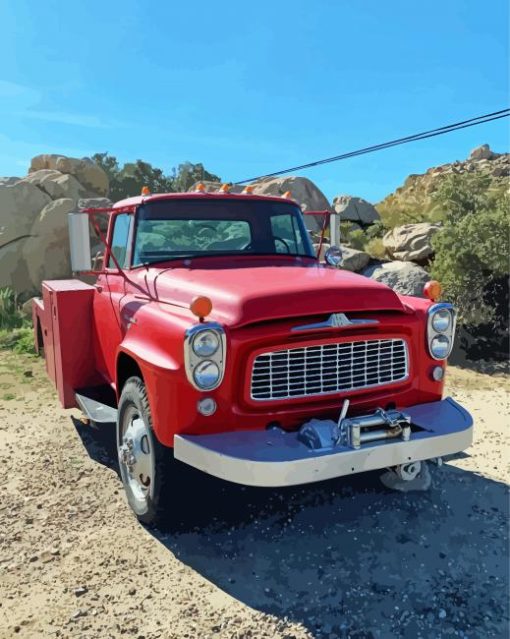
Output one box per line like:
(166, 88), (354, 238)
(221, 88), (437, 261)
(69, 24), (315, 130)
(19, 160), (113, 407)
(33, 280), (102, 408)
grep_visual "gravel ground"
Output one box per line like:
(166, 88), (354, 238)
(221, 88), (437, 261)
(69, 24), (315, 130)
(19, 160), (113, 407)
(0, 352), (508, 639)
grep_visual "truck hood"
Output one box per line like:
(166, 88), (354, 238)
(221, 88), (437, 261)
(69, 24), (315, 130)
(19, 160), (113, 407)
(145, 262), (406, 327)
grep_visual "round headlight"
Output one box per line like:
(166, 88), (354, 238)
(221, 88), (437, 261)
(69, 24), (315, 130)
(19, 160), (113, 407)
(192, 330), (220, 357)
(431, 334), (450, 359)
(432, 309), (451, 333)
(193, 360), (220, 389)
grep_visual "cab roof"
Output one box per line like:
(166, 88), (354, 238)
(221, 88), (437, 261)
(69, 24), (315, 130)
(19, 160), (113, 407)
(112, 191), (298, 209)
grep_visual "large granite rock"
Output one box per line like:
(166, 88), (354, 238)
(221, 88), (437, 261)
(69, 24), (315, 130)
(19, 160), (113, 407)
(251, 176), (330, 231)
(362, 261), (430, 297)
(0, 154), (110, 296)
(469, 144), (498, 161)
(22, 199), (76, 288)
(383, 223), (441, 262)
(332, 195), (380, 225)
(29, 154), (108, 196)
(340, 245), (371, 272)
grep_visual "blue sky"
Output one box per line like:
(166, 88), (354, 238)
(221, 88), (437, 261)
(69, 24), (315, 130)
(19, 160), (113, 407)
(0, 0), (508, 202)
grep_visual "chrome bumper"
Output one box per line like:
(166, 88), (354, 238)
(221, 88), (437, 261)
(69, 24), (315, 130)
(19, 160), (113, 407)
(174, 397), (473, 487)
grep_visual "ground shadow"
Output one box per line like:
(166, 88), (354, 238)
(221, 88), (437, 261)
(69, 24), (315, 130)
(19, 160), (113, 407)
(74, 418), (509, 639)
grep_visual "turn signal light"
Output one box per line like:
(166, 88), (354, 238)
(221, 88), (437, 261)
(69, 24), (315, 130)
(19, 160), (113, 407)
(190, 296), (213, 320)
(424, 280), (442, 301)
(219, 183), (232, 193)
(195, 183), (206, 192)
(242, 185), (254, 194)
(141, 186), (151, 195)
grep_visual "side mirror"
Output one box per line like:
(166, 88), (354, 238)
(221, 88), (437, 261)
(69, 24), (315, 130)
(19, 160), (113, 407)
(68, 213), (92, 272)
(325, 246), (343, 267)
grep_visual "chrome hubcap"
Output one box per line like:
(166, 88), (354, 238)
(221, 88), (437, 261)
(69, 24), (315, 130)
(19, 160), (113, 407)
(119, 410), (153, 507)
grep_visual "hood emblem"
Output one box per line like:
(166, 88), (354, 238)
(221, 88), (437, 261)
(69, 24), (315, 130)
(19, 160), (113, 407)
(292, 313), (379, 332)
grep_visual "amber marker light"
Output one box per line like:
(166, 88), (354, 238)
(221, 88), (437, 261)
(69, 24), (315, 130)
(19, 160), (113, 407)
(141, 186), (151, 195)
(424, 280), (443, 301)
(242, 185), (254, 194)
(282, 190), (292, 198)
(195, 183), (206, 192)
(219, 183), (232, 193)
(190, 296), (213, 321)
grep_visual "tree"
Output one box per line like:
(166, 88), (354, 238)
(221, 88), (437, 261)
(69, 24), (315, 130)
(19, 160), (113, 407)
(171, 162), (221, 192)
(431, 173), (509, 327)
(92, 154), (221, 200)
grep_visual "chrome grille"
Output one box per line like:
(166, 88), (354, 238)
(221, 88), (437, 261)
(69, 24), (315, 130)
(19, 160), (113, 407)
(251, 338), (408, 401)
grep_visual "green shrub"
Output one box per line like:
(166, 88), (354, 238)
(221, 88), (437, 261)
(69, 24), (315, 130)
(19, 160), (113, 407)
(431, 173), (509, 327)
(365, 238), (387, 260)
(0, 287), (25, 330)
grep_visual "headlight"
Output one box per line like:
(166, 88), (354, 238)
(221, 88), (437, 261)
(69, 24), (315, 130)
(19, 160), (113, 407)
(193, 360), (220, 389)
(430, 334), (450, 359)
(431, 308), (451, 332)
(427, 303), (456, 361)
(184, 322), (226, 391)
(192, 330), (220, 357)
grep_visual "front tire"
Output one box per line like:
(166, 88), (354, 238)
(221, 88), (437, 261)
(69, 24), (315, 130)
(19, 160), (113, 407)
(116, 376), (173, 526)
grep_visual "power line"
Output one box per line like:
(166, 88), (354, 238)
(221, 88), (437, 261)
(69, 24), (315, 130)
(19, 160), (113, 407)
(234, 108), (510, 184)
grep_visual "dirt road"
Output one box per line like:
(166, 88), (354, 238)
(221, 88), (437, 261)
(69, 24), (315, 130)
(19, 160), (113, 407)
(0, 352), (508, 639)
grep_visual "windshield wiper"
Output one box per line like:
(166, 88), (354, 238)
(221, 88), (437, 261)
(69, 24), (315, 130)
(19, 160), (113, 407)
(138, 251), (316, 267)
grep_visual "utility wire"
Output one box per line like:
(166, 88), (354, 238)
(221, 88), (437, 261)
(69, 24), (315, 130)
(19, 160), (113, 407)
(235, 108), (510, 184)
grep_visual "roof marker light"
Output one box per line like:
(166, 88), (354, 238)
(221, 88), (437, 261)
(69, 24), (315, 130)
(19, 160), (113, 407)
(424, 280), (442, 302)
(195, 183), (206, 192)
(141, 186), (151, 195)
(242, 185), (254, 194)
(219, 183), (232, 193)
(282, 190), (292, 198)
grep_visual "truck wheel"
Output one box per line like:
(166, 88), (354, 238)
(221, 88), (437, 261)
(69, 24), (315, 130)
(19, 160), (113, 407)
(116, 376), (173, 526)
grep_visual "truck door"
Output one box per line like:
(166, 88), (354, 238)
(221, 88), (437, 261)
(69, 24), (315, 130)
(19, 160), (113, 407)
(93, 213), (132, 384)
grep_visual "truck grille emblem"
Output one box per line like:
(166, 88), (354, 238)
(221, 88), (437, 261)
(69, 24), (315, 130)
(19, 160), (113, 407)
(292, 313), (379, 332)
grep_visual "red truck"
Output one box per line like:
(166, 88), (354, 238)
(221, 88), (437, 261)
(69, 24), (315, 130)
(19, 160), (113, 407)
(32, 185), (472, 525)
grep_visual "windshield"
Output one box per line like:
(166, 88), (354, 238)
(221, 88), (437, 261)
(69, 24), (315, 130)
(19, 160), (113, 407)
(132, 198), (315, 266)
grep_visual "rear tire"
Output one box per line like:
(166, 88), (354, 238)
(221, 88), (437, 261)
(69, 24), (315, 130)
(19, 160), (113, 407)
(116, 376), (174, 526)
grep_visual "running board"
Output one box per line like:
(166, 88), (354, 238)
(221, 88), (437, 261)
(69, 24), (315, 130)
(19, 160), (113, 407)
(75, 386), (118, 424)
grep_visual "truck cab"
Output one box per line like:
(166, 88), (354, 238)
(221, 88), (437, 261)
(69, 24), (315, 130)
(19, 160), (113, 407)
(32, 185), (472, 525)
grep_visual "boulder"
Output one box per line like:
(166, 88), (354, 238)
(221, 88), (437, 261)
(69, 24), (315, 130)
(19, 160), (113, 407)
(332, 195), (380, 225)
(22, 198), (76, 288)
(469, 144), (497, 161)
(362, 261), (430, 297)
(23, 170), (92, 201)
(383, 223), (441, 262)
(29, 154), (108, 196)
(340, 245), (370, 272)
(0, 181), (52, 247)
(251, 176), (330, 231)
(0, 177), (20, 186)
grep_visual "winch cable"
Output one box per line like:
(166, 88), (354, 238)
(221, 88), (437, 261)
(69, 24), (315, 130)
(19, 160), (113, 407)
(234, 108), (510, 184)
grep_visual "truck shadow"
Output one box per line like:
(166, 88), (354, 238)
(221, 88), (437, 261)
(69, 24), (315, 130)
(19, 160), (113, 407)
(73, 418), (509, 638)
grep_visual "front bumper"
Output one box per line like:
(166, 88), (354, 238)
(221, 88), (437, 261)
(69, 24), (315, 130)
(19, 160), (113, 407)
(174, 397), (473, 487)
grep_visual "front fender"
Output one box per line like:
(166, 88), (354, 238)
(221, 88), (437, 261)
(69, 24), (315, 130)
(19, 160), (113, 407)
(115, 300), (191, 446)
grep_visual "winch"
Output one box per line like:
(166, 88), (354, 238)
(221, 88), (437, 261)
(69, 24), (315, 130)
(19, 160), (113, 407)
(298, 400), (411, 451)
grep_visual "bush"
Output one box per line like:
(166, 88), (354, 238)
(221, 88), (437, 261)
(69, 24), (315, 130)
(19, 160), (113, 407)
(365, 238), (387, 260)
(0, 287), (25, 330)
(431, 174), (509, 327)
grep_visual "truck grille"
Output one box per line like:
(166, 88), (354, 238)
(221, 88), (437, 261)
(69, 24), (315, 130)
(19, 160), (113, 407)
(251, 338), (408, 401)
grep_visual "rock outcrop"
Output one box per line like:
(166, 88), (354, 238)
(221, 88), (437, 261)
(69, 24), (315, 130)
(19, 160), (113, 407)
(377, 145), (509, 223)
(332, 195), (380, 225)
(362, 261), (430, 297)
(340, 245), (371, 272)
(0, 156), (109, 296)
(383, 222), (441, 262)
